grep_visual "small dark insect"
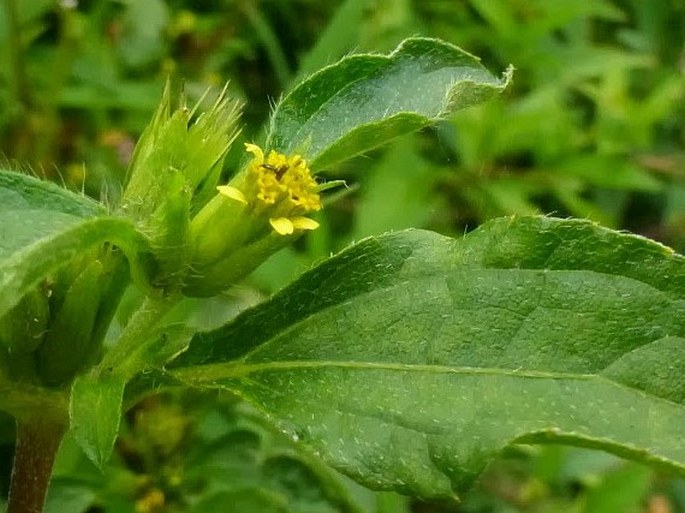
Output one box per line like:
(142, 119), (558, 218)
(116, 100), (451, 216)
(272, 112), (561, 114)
(261, 163), (289, 179)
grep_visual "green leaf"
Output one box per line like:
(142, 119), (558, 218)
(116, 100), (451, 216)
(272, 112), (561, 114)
(184, 402), (373, 513)
(352, 137), (441, 240)
(294, 0), (370, 81)
(0, 170), (153, 319)
(559, 155), (662, 192)
(0, 170), (103, 217)
(44, 482), (97, 513)
(268, 37), (512, 170)
(117, 0), (169, 67)
(190, 489), (289, 513)
(171, 216), (685, 499)
(69, 373), (126, 469)
(580, 463), (652, 513)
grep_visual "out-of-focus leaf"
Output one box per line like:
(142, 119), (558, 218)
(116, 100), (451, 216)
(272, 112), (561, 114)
(353, 138), (441, 239)
(581, 463), (652, 513)
(295, 0), (370, 81)
(117, 0), (169, 67)
(183, 403), (372, 513)
(44, 482), (96, 513)
(559, 155), (661, 192)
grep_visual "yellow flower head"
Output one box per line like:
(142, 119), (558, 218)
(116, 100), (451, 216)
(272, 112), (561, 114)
(217, 143), (321, 235)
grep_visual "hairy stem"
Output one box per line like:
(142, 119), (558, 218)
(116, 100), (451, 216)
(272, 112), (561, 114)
(7, 419), (66, 513)
(97, 293), (181, 378)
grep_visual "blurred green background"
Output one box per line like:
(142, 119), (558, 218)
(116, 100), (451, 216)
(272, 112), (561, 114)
(1, 1), (684, 512)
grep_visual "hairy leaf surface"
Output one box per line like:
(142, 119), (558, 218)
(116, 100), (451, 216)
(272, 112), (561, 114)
(69, 374), (126, 469)
(268, 37), (512, 170)
(0, 170), (152, 318)
(172, 217), (685, 499)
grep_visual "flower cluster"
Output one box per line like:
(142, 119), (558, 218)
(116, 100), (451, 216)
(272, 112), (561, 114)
(218, 143), (321, 235)
(186, 143), (324, 295)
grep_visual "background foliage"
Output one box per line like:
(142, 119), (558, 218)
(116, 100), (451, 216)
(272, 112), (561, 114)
(0, 0), (684, 512)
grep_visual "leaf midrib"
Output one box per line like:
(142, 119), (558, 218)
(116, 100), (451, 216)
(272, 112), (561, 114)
(174, 359), (596, 382)
(171, 359), (685, 409)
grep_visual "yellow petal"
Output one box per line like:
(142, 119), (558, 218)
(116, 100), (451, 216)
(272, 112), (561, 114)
(216, 185), (248, 204)
(269, 217), (294, 235)
(244, 142), (264, 162)
(291, 217), (319, 231)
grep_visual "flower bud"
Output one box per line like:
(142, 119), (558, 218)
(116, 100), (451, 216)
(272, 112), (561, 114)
(0, 286), (50, 354)
(37, 260), (105, 386)
(119, 82), (242, 291)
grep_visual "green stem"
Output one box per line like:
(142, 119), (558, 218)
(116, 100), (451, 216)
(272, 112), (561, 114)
(3, 0), (31, 109)
(97, 293), (180, 378)
(7, 419), (66, 513)
(0, 380), (68, 423)
(242, 1), (292, 89)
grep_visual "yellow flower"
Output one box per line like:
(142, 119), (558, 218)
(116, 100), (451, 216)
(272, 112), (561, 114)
(217, 143), (321, 235)
(187, 143), (327, 295)
(135, 488), (165, 513)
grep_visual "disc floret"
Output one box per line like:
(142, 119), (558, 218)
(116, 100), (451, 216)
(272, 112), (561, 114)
(218, 143), (321, 235)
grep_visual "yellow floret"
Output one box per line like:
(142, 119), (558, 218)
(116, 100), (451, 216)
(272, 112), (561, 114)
(216, 143), (321, 235)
